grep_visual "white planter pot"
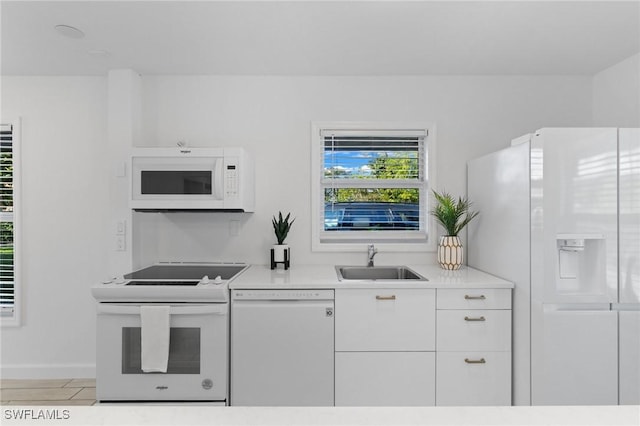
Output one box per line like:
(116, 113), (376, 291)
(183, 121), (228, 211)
(273, 244), (289, 262)
(437, 236), (463, 270)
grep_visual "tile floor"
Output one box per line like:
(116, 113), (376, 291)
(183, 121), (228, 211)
(0, 378), (96, 405)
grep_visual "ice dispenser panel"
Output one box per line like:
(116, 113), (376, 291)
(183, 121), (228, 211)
(555, 234), (606, 296)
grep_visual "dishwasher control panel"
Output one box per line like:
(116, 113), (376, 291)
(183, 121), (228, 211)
(231, 289), (334, 300)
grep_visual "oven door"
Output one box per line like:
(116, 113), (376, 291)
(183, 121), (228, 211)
(96, 303), (228, 402)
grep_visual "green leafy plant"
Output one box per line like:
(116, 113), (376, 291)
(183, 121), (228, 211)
(430, 190), (479, 236)
(272, 211), (295, 245)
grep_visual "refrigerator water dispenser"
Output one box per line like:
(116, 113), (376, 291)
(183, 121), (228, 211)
(555, 234), (606, 295)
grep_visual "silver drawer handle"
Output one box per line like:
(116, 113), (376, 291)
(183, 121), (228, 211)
(464, 316), (486, 321)
(465, 358), (486, 364)
(464, 295), (486, 300)
(376, 295), (396, 301)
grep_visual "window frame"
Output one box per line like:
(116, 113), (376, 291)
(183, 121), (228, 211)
(311, 121), (437, 252)
(1, 118), (21, 327)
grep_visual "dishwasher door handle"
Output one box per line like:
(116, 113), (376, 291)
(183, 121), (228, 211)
(233, 300), (334, 310)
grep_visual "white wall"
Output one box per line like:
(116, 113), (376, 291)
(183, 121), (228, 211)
(0, 73), (601, 378)
(138, 75), (593, 266)
(593, 53), (640, 127)
(1, 76), (108, 378)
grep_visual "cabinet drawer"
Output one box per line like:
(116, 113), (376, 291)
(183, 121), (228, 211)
(437, 310), (511, 351)
(437, 289), (511, 310)
(336, 351), (435, 406)
(436, 351), (511, 406)
(336, 288), (436, 351)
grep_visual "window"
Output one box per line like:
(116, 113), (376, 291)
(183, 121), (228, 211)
(311, 122), (436, 251)
(1, 122), (20, 325)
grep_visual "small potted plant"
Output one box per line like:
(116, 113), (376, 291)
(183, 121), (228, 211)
(430, 190), (479, 270)
(271, 211), (295, 268)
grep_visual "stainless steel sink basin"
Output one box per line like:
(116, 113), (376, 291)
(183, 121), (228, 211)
(335, 265), (428, 281)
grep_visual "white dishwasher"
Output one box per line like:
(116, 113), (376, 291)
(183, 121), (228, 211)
(230, 289), (335, 406)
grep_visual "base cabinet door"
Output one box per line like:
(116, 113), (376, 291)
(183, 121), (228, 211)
(436, 352), (511, 406)
(335, 289), (436, 351)
(335, 351), (435, 406)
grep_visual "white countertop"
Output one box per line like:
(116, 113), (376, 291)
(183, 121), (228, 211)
(229, 264), (513, 289)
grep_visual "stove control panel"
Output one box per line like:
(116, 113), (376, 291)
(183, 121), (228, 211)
(199, 275), (224, 285)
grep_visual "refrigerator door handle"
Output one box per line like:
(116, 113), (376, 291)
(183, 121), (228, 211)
(612, 304), (640, 311)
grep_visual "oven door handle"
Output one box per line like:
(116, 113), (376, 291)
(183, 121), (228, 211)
(97, 304), (228, 316)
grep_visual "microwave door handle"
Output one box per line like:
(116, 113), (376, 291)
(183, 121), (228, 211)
(213, 158), (224, 199)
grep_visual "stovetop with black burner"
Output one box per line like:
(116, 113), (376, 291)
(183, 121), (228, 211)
(91, 262), (250, 303)
(124, 264), (247, 281)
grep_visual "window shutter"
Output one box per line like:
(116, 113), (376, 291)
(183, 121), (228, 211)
(0, 124), (14, 317)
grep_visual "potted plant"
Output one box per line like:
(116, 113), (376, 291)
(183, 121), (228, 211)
(430, 190), (479, 270)
(271, 211), (295, 267)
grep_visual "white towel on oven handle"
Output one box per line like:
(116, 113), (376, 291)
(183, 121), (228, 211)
(140, 305), (170, 373)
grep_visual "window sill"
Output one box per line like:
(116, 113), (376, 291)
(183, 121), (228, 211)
(1, 316), (21, 327)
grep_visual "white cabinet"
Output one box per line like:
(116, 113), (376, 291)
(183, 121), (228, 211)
(436, 289), (511, 309)
(436, 352), (511, 406)
(229, 285), (513, 407)
(334, 287), (512, 407)
(335, 352), (436, 406)
(335, 288), (436, 406)
(435, 289), (512, 406)
(335, 288), (436, 351)
(436, 310), (511, 352)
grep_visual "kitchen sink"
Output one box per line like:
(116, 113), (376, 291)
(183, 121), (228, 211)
(335, 265), (428, 281)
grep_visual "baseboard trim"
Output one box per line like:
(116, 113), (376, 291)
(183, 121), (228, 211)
(1, 364), (96, 379)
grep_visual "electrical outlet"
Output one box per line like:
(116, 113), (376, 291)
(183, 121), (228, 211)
(116, 220), (126, 235)
(116, 236), (126, 251)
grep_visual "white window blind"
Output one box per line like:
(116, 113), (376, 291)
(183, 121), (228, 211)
(0, 124), (15, 318)
(314, 125), (431, 247)
(322, 129), (425, 181)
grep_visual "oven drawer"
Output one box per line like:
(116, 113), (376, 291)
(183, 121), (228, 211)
(96, 303), (228, 402)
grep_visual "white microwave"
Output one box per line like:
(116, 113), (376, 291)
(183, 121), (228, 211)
(130, 147), (254, 212)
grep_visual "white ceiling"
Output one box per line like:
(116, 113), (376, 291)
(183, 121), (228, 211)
(2, 1), (639, 76)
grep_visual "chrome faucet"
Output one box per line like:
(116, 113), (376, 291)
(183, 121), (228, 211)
(367, 244), (378, 267)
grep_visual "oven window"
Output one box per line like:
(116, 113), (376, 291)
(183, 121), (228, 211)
(121, 327), (201, 374)
(141, 171), (212, 195)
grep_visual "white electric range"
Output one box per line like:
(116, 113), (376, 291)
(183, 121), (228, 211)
(91, 262), (249, 404)
(92, 262), (249, 302)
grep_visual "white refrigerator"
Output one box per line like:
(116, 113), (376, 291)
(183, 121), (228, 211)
(467, 128), (639, 406)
